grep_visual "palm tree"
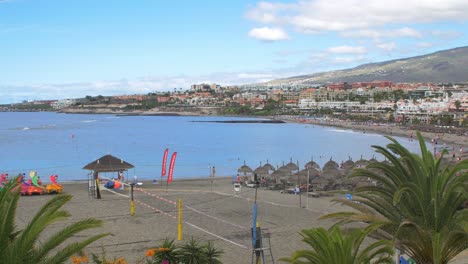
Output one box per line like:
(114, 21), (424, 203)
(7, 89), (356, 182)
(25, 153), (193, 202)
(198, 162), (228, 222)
(203, 241), (223, 264)
(178, 237), (206, 264)
(279, 224), (393, 264)
(0, 178), (109, 264)
(322, 132), (468, 264)
(147, 238), (180, 264)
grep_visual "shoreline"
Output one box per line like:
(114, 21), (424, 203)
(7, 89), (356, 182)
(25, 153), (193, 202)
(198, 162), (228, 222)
(278, 116), (468, 151)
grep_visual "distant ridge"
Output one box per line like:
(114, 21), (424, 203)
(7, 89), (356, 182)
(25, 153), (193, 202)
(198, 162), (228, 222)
(263, 46), (468, 85)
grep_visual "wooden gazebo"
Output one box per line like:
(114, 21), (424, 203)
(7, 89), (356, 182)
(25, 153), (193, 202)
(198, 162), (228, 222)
(83, 154), (134, 173)
(83, 154), (134, 199)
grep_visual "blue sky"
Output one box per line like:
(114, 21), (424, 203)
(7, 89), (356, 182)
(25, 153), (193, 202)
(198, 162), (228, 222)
(1, 0), (467, 103)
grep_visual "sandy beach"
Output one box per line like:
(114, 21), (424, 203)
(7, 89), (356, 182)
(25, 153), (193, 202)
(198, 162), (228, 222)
(15, 177), (467, 264)
(12, 115), (466, 263)
(280, 116), (468, 161)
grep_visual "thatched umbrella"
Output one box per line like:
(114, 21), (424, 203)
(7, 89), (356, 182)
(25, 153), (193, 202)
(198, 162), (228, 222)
(305, 160), (320, 170)
(341, 159), (355, 170)
(285, 158), (299, 171)
(322, 166), (343, 180)
(355, 155), (369, 168)
(83, 154), (134, 172)
(253, 166), (269, 176)
(270, 169), (287, 184)
(237, 161), (253, 175)
(290, 168), (321, 184)
(262, 160), (276, 172)
(323, 159), (339, 170)
(311, 176), (330, 190)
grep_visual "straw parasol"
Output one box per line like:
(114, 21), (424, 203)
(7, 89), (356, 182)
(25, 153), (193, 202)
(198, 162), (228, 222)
(323, 158), (339, 170)
(82, 154), (134, 172)
(253, 165), (269, 176)
(285, 158), (299, 171)
(262, 160), (276, 172)
(305, 160), (320, 170)
(237, 161), (253, 175)
(355, 155), (369, 168)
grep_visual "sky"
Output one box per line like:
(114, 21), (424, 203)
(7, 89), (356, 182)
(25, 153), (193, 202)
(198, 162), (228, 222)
(1, 0), (468, 103)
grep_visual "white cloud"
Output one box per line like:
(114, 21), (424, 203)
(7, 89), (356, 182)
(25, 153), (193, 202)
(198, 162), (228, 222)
(237, 73), (274, 79)
(246, 0), (468, 34)
(416, 42), (433, 48)
(327, 45), (367, 54)
(0, 71), (288, 103)
(376, 42), (397, 51)
(332, 56), (366, 64)
(248, 27), (289, 41)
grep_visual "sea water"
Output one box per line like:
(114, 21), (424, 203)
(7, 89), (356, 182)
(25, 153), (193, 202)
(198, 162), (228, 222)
(0, 112), (421, 181)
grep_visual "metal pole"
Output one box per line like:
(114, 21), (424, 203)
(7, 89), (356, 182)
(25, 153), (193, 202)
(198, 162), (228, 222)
(306, 169), (309, 209)
(178, 198), (183, 240)
(130, 183), (135, 216)
(297, 161), (301, 208)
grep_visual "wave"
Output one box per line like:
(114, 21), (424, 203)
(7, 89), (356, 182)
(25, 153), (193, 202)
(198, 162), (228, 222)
(82, 120), (97, 123)
(327, 129), (356, 134)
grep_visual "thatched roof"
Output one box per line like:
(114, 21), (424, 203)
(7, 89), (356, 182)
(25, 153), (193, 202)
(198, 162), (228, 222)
(253, 166), (269, 175)
(322, 166), (343, 179)
(323, 159), (339, 170)
(285, 160), (299, 171)
(262, 162), (276, 172)
(342, 160), (355, 170)
(82, 154), (134, 172)
(305, 160), (320, 170)
(237, 161), (253, 173)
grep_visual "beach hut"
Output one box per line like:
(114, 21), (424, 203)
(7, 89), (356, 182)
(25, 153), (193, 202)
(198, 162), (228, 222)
(83, 154), (135, 173)
(83, 154), (134, 199)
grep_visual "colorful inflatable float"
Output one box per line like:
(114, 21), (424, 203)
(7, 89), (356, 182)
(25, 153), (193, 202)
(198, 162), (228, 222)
(18, 171), (63, 195)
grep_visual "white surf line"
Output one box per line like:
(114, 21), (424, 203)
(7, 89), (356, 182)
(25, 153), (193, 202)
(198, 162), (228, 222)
(137, 188), (249, 230)
(185, 222), (249, 250)
(135, 199), (249, 250)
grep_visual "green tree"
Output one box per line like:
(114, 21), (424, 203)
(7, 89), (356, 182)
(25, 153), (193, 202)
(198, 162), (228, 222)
(454, 100), (461, 111)
(279, 224), (393, 264)
(323, 132), (468, 264)
(0, 179), (109, 264)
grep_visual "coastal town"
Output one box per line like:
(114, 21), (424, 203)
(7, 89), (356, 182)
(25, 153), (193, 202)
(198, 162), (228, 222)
(3, 81), (468, 128)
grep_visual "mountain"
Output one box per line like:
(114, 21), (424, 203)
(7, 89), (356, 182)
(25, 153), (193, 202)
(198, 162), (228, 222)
(264, 46), (468, 86)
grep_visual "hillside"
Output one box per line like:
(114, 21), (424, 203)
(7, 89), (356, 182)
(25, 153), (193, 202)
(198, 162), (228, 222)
(264, 46), (468, 85)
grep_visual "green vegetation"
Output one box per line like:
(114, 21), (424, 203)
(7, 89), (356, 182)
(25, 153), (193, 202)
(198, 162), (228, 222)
(322, 132), (468, 264)
(280, 225), (393, 264)
(0, 178), (109, 264)
(145, 238), (224, 264)
(10, 104), (53, 111)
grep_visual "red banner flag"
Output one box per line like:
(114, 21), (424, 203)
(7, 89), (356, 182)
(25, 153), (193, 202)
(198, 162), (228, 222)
(167, 152), (177, 184)
(161, 148), (169, 177)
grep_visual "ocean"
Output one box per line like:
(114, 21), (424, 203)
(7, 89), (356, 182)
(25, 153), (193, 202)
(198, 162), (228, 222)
(0, 112), (421, 181)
